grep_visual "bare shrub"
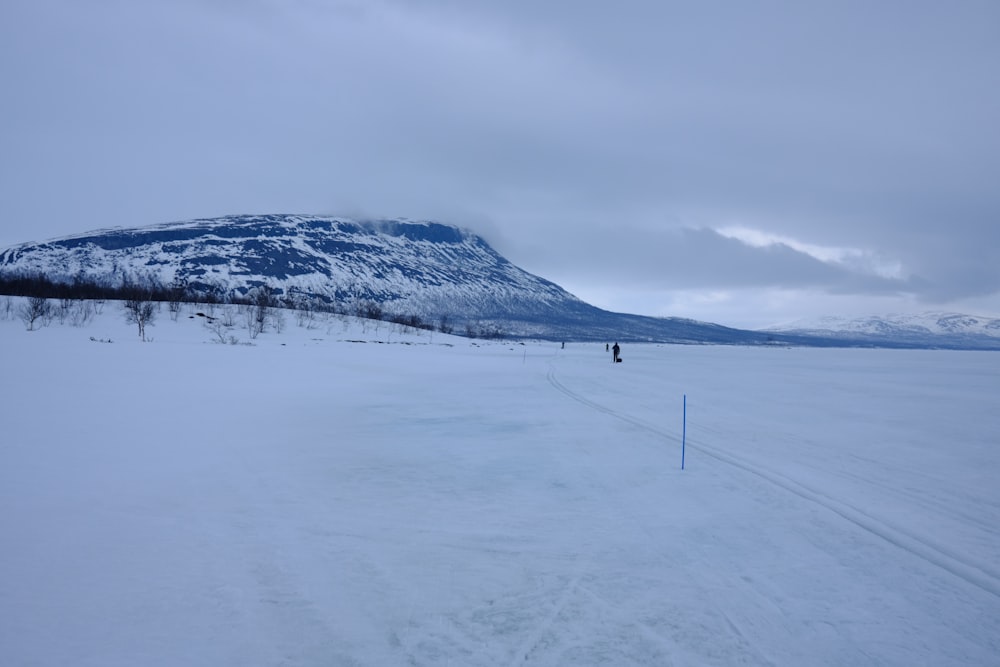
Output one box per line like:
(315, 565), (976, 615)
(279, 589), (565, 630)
(57, 298), (74, 323)
(295, 300), (319, 329)
(270, 308), (286, 334)
(123, 288), (157, 341)
(69, 300), (95, 327)
(167, 280), (186, 321)
(249, 285), (278, 338)
(205, 317), (234, 344)
(19, 296), (51, 331)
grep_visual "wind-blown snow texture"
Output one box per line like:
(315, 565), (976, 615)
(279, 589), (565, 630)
(2, 299), (999, 666)
(0, 214), (890, 346)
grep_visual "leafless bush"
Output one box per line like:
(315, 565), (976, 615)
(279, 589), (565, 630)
(69, 300), (95, 327)
(252, 286), (277, 337)
(205, 317), (235, 344)
(18, 296), (51, 331)
(123, 292), (157, 341)
(270, 308), (286, 333)
(295, 308), (313, 328)
(355, 300), (383, 321)
(167, 280), (186, 321)
(244, 304), (263, 339)
(295, 301), (319, 329)
(56, 298), (74, 323)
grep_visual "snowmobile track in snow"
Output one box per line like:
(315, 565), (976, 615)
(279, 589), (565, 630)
(546, 364), (1000, 601)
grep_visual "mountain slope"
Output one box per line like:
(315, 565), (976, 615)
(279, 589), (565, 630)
(0, 215), (559, 314)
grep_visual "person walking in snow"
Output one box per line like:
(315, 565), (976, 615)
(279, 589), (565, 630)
(612, 342), (620, 363)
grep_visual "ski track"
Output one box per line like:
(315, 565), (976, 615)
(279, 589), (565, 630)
(800, 457), (1000, 538)
(545, 364), (1000, 603)
(686, 416), (1000, 536)
(505, 570), (583, 667)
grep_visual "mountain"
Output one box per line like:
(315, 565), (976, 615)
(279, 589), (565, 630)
(764, 313), (1000, 350)
(0, 214), (785, 344)
(2, 214), (996, 349)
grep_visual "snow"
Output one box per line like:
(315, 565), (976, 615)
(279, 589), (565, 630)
(2, 298), (999, 666)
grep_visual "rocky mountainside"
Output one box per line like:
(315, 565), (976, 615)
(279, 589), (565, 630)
(0, 215), (571, 331)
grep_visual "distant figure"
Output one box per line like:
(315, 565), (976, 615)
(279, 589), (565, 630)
(606, 343), (609, 352)
(561, 341), (565, 349)
(612, 342), (620, 363)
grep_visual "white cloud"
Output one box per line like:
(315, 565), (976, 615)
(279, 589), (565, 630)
(715, 225), (906, 280)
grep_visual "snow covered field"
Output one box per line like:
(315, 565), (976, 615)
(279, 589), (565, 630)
(2, 299), (999, 666)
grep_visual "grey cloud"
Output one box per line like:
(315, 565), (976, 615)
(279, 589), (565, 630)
(1, 0), (998, 323)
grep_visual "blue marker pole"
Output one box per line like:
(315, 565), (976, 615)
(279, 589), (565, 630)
(681, 394), (687, 470)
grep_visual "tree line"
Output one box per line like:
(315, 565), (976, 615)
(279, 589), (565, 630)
(0, 270), (504, 339)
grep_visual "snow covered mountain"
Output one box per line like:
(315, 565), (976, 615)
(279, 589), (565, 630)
(765, 313), (1000, 349)
(0, 214), (780, 344)
(0, 215), (568, 331)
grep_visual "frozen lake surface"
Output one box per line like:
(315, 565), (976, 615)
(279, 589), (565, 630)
(2, 301), (999, 665)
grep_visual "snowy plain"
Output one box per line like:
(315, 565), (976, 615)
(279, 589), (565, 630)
(1, 298), (999, 666)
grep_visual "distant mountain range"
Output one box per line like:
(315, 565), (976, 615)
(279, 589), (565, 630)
(765, 313), (1000, 349)
(1, 214), (997, 349)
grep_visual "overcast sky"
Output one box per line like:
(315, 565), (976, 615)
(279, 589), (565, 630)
(2, 0), (998, 328)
